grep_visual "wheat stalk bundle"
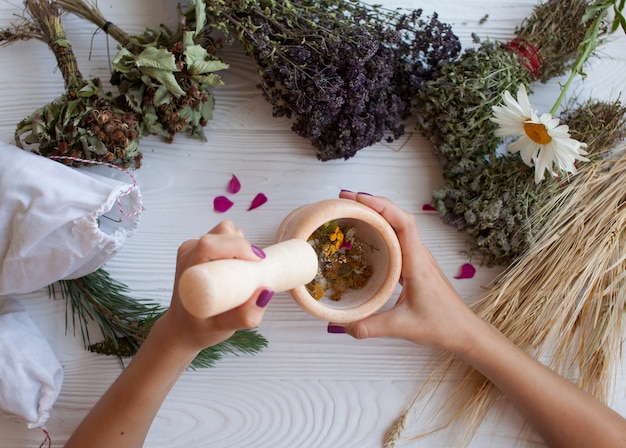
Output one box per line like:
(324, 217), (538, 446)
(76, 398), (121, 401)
(387, 143), (626, 446)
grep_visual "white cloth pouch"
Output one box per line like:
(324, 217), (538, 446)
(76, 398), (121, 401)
(0, 141), (143, 295)
(0, 298), (63, 428)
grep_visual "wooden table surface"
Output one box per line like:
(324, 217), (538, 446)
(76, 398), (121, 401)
(1, 0), (624, 446)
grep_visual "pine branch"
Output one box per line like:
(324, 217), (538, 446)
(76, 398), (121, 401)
(49, 267), (268, 368)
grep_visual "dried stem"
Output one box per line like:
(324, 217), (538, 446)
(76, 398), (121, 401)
(0, 12), (42, 45)
(23, 0), (83, 89)
(55, 0), (130, 46)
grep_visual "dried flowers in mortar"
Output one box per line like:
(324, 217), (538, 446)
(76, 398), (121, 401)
(56, 0), (228, 143)
(306, 221), (373, 302)
(2, 0), (142, 169)
(205, 0), (460, 160)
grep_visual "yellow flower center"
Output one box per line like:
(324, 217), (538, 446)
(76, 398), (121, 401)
(523, 122), (552, 145)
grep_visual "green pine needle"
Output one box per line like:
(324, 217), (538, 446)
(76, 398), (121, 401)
(48, 267), (268, 368)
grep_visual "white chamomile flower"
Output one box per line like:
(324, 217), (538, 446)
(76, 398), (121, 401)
(491, 84), (589, 184)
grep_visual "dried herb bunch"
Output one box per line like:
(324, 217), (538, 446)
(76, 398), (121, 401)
(415, 0), (593, 170)
(50, 267), (268, 369)
(56, 0), (228, 143)
(206, 0), (460, 160)
(432, 99), (626, 266)
(414, 0), (613, 265)
(1, 0), (141, 168)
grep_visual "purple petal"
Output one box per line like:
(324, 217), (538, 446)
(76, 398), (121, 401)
(248, 193), (267, 210)
(422, 203), (436, 211)
(214, 196), (234, 213)
(454, 263), (476, 279)
(228, 175), (241, 194)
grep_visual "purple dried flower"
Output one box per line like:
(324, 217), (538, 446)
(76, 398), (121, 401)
(206, 0), (460, 161)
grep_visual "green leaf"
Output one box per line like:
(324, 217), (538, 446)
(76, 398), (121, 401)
(135, 47), (180, 72)
(185, 45), (229, 75)
(200, 96), (215, 120)
(112, 47), (137, 73)
(63, 99), (82, 125)
(195, 0), (207, 36)
(183, 31), (195, 49)
(153, 84), (172, 106)
(120, 87), (145, 113)
(193, 73), (225, 87)
(77, 83), (101, 98)
(139, 67), (185, 97)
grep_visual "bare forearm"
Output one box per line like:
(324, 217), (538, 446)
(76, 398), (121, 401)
(453, 316), (626, 448)
(65, 319), (198, 448)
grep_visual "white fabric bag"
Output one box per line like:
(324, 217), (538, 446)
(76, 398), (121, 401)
(0, 142), (143, 295)
(0, 298), (63, 428)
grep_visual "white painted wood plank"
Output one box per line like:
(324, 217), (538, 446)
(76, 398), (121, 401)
(0, 0), (624, 447)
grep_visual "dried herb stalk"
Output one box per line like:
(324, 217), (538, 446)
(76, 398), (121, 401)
(2, 0), (142, 168)
(389, 146), (626, 447)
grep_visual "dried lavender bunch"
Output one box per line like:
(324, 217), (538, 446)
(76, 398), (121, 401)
(56, 0), (228, 143)
(206, 0), (459, 160)
(414, 0), (595, 172)
(432, 99), (626, 266)
(3, 0), (142, 168)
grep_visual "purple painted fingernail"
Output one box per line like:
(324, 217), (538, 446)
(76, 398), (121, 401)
(256, 289), (274, 308)
(251, 244), (266, 259)
(357, 192), (372, 196)
(340, 189), (353, 193)
(327, 324), (346, 334)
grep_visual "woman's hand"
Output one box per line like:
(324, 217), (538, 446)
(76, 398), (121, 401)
(160, 220), (273, 357)
(66, 221), (273, 448)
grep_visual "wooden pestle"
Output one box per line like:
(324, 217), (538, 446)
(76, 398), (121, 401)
(178, 239), (318, 318)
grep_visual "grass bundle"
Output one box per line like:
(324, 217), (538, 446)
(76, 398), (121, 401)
(415, 0), (592, 170)
(386, 142), (626, 446)
(433, 99), (626, 266)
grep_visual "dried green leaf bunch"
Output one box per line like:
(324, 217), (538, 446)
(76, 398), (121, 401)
(414, 0), (614, 265)
(432, 99), (626, 266)
(2, 0), (142, 168)
(56, 0), (228, 143)
(205, 0), (461, 160)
